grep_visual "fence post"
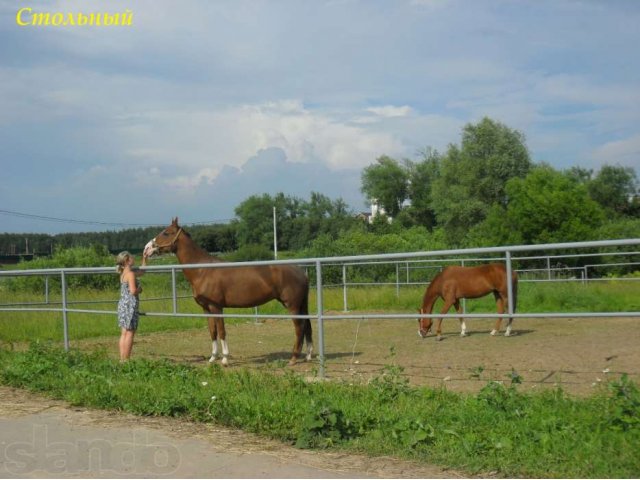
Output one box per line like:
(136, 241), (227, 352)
(171, 268), (178, 314)
(505, 251), (514, 316)
(461, 259), (466, 314)
(316, 260), (325, 378)
(61, 271), (69, 351)
(342, 264), (348, 312)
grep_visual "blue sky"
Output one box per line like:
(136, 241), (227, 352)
(1, 0), (639, 233)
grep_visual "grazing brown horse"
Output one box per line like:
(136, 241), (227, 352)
(143, 218), (312, 366)
(418, 263), (518, 340)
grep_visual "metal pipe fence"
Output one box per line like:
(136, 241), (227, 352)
(1, 238), (640, 377)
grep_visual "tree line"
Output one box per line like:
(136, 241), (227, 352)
(360, 117), (639, 247)
(1, 117), (638, 261)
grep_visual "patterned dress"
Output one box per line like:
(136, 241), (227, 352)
(118, 279), (140, 331)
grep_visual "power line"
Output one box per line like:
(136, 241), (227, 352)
(0, 209), (233, 227)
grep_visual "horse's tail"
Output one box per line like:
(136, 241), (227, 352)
(511, 271), (518, 314)
(301, 278), (312, 345)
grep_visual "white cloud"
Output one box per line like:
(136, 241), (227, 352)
(592, 134), (640, 169)
(366, 105), (413, 118)
(117, 101), (406, 181)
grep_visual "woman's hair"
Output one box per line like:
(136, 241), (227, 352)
(116, 251), (131, 274)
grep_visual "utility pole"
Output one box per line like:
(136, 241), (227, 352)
(273, 206), (278, 260)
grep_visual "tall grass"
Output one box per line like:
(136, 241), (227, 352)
(1, 279), (638, 344)
(0, 343), (638, 478)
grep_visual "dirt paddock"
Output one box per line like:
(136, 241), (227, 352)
(83, 314), (640, 396)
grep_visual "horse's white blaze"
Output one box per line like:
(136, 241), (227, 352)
(143, 240), (157, 258)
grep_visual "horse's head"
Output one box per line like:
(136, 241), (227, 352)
(144, 217), (184, 258)
(418, 309), (432, 338)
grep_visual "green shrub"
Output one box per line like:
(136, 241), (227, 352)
(3, 245), (118, 293)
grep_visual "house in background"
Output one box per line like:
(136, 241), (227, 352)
(356, 201), (393, 224)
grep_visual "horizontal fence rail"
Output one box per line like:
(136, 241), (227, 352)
(1, 238), (639, 377)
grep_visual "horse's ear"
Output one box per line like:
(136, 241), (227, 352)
(172, 217), (179, 226)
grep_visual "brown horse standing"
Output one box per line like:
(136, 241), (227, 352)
(418, 263), (518, 340)
(144, 218), (312, 366)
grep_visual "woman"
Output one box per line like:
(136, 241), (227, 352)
(116, 251), (145, 361)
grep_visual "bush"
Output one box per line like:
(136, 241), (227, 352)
(2, 245), (118, 293)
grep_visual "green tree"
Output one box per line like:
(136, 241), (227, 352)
(234, 192), (358, 252)
(403, 148), (440, 229)
(191, 224), (237, 253)
(431, 118), (532, 243)
(587, 164), (639, 216)
(233, 194), (277, 248)
(361, 155), (410, 218)
(503, 165), (605, 244)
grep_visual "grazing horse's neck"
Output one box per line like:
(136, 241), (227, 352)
(421, 282), (440, 313)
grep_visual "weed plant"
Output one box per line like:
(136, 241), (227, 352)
(0, 343), (638, 478)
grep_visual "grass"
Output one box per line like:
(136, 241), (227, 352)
(1, 269), (638, 477)
(1, 279), (639, 344)
(0, 343), (638, 478)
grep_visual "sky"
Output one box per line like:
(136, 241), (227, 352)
(1, 0), (639, 234)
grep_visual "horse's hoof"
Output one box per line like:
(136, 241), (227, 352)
(460, 332), (468, 337)
(505, 331), (516, 337)
(305, 354), (312, 362)
(221, 357), (229, 367)
(288, 359), (297, 366)
(436, 335), (443, 342)
(490, 330), (498, 336)
(208, 356), (216, 363)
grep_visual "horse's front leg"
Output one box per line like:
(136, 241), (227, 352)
(436, 300), (454, 341)
(454, 300), (468, 337)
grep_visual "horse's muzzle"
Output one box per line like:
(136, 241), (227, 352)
(143, 240), (158, 258)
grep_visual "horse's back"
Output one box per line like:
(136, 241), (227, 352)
(437, 263), (511, 298)
(192, 262), (308, 308)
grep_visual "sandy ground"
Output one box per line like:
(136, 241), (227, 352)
(80, 314), (640, 396)
(0, 386), (464, 479)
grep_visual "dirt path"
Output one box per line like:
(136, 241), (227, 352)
(0, 387), (465, 479)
